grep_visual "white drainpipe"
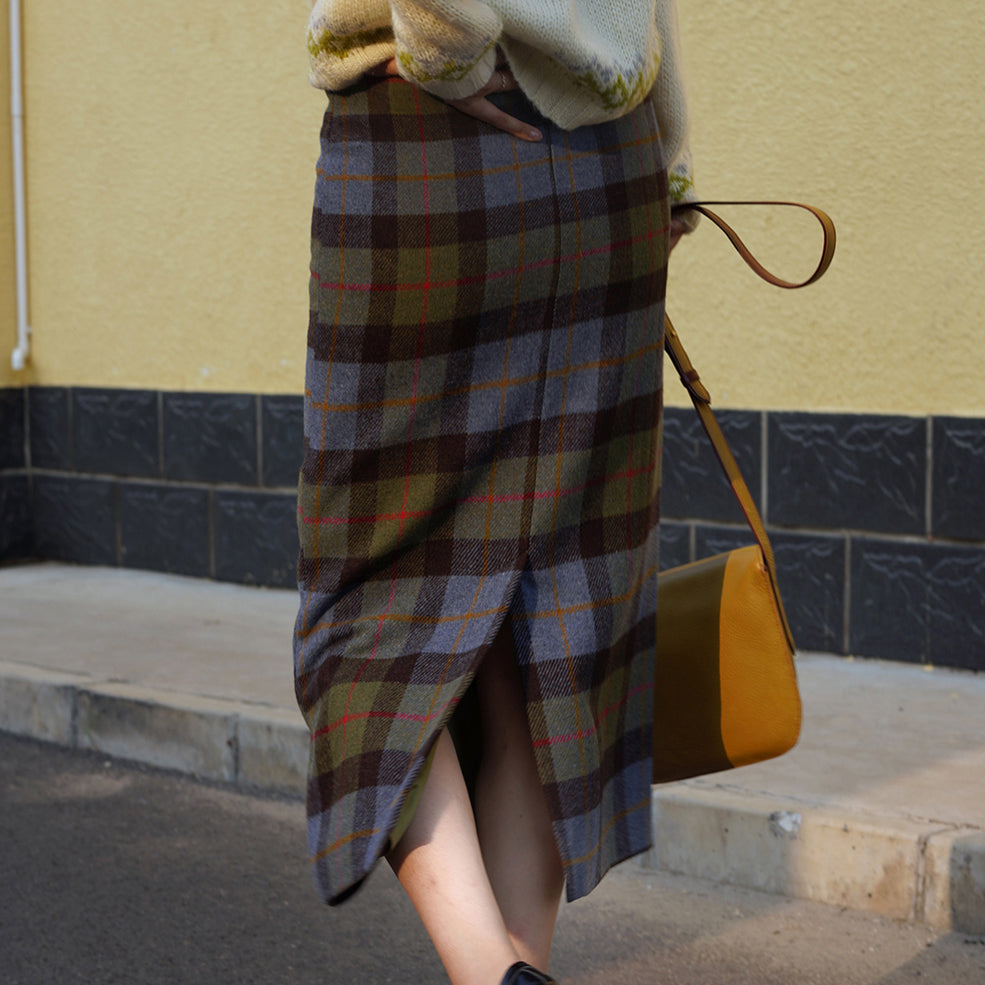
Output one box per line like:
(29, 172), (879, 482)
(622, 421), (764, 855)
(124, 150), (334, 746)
(9, 0), (29, 371)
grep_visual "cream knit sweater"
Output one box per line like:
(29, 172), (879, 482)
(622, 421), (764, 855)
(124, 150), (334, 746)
(307, 0), (696, 206)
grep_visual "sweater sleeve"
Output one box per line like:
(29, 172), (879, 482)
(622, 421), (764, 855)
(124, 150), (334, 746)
(307, 1), (501, 99)
(308, 2), (393, 92)
(391, 1), (502, 100)
(652, 0), (698, 217)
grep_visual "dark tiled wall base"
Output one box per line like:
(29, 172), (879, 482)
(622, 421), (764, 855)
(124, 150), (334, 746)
(0, 387), (30, 559)
(660, 523), (847, 656)
(932, 417), (985, 540)
(26, 475), (298, 587)
(660, 520), (985, 668)
(3, 387), (985, 669)
(0, 473), (31, 558)
(850, 540), (985, 672)
(768, 413), (926, 534)
(661, 406), (985, 670)
(0, 386), (303, 589)
(0, 388), (25, 469)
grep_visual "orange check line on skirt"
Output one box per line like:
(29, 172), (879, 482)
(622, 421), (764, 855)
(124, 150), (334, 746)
(314, 822), (384, 861)
(312, 128), (660, 188)
(306, 339), (663, 415)
(331, 86), (435, 866)
(310, 226), (662, 295)
(311, 695), (457, 741)
(294, 96), (351, 704)
(549, 128), (594, 859)
(374, 90), (508, 830)
(298, 461), (656, 527)
(310, 559), (662, 633)
(564, 794), (653, 868)
(529, 680), (652, 750)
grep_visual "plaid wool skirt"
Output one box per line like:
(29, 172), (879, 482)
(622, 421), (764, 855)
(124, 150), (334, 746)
(295, 77), (671, 905)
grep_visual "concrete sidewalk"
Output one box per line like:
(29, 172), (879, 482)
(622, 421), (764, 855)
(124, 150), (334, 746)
(1, 562), (982, 933)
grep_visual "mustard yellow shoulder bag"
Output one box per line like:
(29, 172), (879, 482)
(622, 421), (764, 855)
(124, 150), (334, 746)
(653, 201), (836, 783)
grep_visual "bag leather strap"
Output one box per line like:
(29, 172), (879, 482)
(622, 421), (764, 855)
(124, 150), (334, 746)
(685, 201), (836, 288)
(664, 201), (837, 652)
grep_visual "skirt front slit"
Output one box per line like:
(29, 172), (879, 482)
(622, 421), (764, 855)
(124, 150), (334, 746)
(294, 78), (670, 905)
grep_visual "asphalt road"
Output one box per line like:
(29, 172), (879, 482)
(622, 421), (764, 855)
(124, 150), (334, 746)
(1, 733), (982, 985)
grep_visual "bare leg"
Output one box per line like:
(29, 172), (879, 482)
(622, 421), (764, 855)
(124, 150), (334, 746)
(386, 727), (520, 985)
(474, 625), (565, 969)
(386, 623), (564, 984)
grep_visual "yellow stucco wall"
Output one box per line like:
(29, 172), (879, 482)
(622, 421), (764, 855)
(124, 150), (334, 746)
(5, 1), (984, 416)
(0, 10), (18, 390)
(16, 1), (323, 393)
(668, 1), (985, 414)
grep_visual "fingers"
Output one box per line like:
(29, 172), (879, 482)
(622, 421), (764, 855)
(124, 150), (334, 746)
(450, 95), (542, 142)
(483, 67), (516, 96)
(363, 59), (543, 143)
(449, 100), (541, 140)
(450, 68), (542, 142)
(365, 57), (401, 78)
(668, 217), (688, 254)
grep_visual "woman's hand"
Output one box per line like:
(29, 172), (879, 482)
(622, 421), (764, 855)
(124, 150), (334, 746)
(669, 217), (688, 253)
(366, 58), (686, 248)
(447, 65), (542, 142)
(366, 57), (542, 143)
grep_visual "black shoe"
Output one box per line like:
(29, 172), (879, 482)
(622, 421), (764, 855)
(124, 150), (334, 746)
(500, 962), (559, 985)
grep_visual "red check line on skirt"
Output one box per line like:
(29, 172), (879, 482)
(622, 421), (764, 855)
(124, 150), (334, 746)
(530, 680), (652, 749)
(332, 88), (434, 863)
(313, 130), (658, 188)
(298, 460), (656, 526)
(307, 341), (663, 416)
(311, 698), (454, 741)
(312, 558), (662, 632)
(310, 227), (661, 294)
